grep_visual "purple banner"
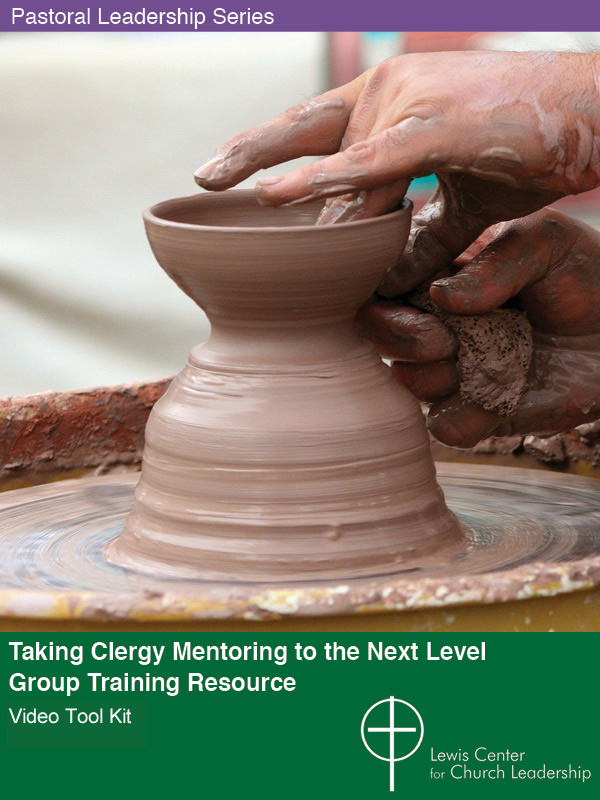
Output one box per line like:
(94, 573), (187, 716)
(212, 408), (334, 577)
(1, 1), (599, 32)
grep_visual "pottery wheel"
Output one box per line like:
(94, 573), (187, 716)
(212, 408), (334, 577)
(0, 464), (599, 622)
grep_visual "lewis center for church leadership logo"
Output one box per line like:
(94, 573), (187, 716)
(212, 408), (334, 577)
(361, 697), (424, 791)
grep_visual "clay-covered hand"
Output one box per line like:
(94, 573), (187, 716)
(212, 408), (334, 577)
(358, 208), (600, 447)
(195, 51), (600, 288)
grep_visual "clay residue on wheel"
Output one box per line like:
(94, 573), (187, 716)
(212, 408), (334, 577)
(409, 289), (533, 416)
(1, 465), (600, 623)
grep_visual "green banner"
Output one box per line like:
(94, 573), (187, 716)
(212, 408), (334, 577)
(1, 633), (596, 798)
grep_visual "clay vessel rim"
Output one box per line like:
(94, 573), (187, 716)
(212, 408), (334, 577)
(143, 190), (412, 234)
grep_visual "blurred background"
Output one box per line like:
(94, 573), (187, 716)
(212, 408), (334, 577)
(3, 31), (600, 396)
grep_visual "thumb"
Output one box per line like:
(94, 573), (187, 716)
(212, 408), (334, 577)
(428, 220), (551, 314)
(427, 395), (502, 448)
(378, 179), (488, 298)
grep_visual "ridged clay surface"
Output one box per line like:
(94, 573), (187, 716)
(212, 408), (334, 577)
(108, 192), (461, 581)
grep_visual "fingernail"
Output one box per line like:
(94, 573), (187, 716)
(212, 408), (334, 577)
(431, 275), (478, 312)
(256, 176), (284, 188)
(427, 401), (499, 448)
(431, 276), (476, 299)
(255, 178), (288, 206)
(256, 194), (278, 207)
(194, 156), (224, 183)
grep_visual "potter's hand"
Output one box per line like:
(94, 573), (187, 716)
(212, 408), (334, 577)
(359, 209), (600, 447)
(195, 51), (600, 286)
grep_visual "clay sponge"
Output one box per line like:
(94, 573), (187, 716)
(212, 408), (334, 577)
(408, 288), (533, 416)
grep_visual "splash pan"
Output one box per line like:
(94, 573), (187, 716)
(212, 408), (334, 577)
(0, 465), (599, 622)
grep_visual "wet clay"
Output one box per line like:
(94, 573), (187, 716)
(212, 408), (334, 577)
(196, 51), (600, 301)
(5, 465), (600, 623)
(194, 98), (351, 192)
(408, 288), (533, 415)
(107, 191), (461, 582)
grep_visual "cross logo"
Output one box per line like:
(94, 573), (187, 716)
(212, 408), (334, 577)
(361, 697), (424, 791)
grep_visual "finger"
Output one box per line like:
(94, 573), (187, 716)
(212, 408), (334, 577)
(315, 77), (410, 224)
(356, 302), (458, 362)
(453, 223), (507, 266)
(194, 78), (366, 190)
(391, 360), (459, 401)
(427, 218), (555, 314)
(377, 173), (561, 299)
(316, 180), (409, 224)
(254, 117), (444, 206)
(427, 395), (501, 448)
(502, 372), (582, 438)
(378, 182), (490, 297)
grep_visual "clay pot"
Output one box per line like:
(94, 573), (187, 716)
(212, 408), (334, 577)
(108, 190), (460, 581)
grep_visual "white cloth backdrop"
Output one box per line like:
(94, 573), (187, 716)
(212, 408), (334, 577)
(0, 32), (324, 394)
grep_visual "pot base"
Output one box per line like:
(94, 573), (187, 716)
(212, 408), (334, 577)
(0, 464), (598, 623)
